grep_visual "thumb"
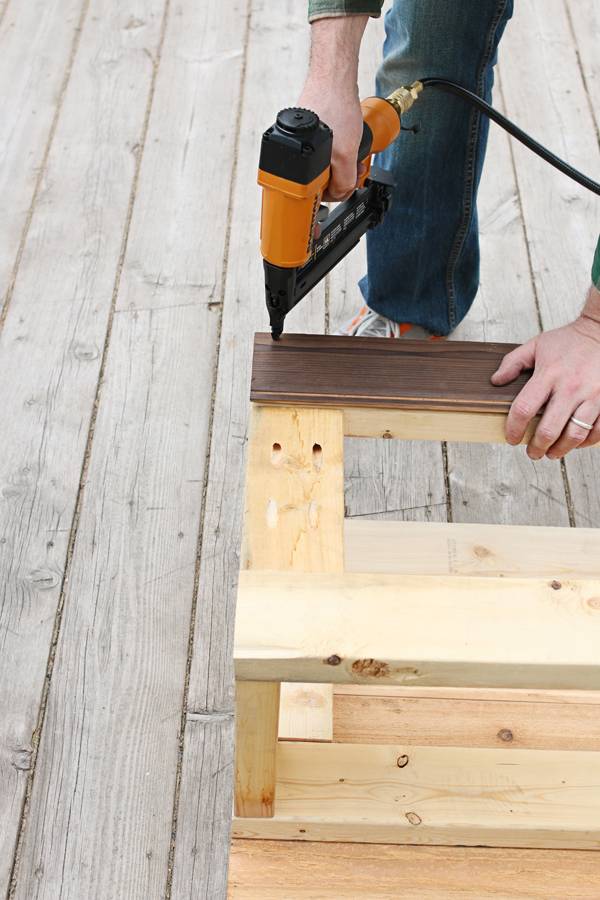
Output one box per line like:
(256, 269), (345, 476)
(491, 339), (536, 385)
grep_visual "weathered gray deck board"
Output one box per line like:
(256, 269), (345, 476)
(0, 0), (85, 311)
(449, 95), (569, 527)
(557, 0), (600, 525)
(11, 0), (247, 897)
(0, 0), (166, 893)
(502, 0), (600, 528)
(170, 1), (328, 893)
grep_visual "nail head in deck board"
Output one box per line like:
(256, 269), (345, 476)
(250, 333), (527, 413)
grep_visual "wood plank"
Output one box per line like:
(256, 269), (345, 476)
(500, 0), (600, 527)
(228, 840), (600, 899)
(11, 0), (246, 895)
(333, 688), (600, 750)
(344, 519), (600, 577)
(333, 685), (600, 705)
(278, 684), (333, 743)
(238, 404), (344, 790)
(0, 0), (167, 893)
(566, 0), (600, 117)
(236, 569), (600, 689)
(236, 682), (281, 817)
(342, 406), (536, 444)
(173, 0), (327, 892)
(0, 0), (85, 307)
(174, 715), (235, 899)
(242, 406), (344, 573)
(251, 333), (527, 413)
(232, 741), (600, 849)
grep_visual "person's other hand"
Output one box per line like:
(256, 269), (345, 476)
(491, 311), (600, 459)
(298, 80), (366, 201)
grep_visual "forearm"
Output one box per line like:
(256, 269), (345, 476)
(305, 15), (369, 89)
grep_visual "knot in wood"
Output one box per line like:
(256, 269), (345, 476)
(351, 658), (390, 678)
(325, 654), (342, 666)
(396, 754), (409, 768)
(550, 580), (562, 591)
(497, 728), (514, 743)
(405, 812), (422, 826)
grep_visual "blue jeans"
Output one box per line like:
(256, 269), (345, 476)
(359, 0), (514, 334)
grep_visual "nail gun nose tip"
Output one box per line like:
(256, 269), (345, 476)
(271, 328), (282, 341)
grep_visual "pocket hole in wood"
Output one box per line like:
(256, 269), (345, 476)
(312, 443), (323, 470)
(271, 442), (282, 465)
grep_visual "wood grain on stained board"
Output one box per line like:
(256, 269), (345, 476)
(251, 333), (526, 412)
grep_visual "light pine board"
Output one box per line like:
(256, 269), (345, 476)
(500, 0), (600, 526)
(234, 741), (600, 849)
(228, 841), (600, 899)
(0, 0), (85, 310)
(242, 404), (345, 747)
(11, 0), (247, 897)
(343, 518), (600, 577)
(333, 685), (600, 750)
(0, 0), (166, 893)
(236, 569), (600, 689)
(171, 0), (327, 895)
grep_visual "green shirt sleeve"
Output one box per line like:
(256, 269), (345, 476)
(593, 236), (600, 290)
(308, 0), (383, 21)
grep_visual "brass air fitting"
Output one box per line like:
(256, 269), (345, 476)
(386, 80), (424, 117)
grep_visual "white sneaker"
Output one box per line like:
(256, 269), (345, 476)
(335, 305), (443, 340)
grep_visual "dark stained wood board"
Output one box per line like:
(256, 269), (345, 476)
(250, 333), (530, 414)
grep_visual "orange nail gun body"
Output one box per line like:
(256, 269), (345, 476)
(258, 83), (422, 338)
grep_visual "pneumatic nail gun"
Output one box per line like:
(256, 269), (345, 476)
(257, 82), (424, 339)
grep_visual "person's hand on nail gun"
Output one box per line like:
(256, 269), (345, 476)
(298, 16), (369, 201)
(492, 284), (600, 459)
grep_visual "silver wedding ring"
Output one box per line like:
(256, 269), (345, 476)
(570, 416), (594, 431)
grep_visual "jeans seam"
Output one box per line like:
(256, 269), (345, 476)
(444, 0), (509, 330)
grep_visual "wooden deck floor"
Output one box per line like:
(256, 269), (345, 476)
(0, 0), (598, 897)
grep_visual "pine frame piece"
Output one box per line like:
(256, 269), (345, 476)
(232, 741), (600, 850)
(235, 681), (280, 817)
(344, 519), (600, 578)
(234, 406), (345, 816)
(235, 569), (600, 690)
(342, 407), (536, 444)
